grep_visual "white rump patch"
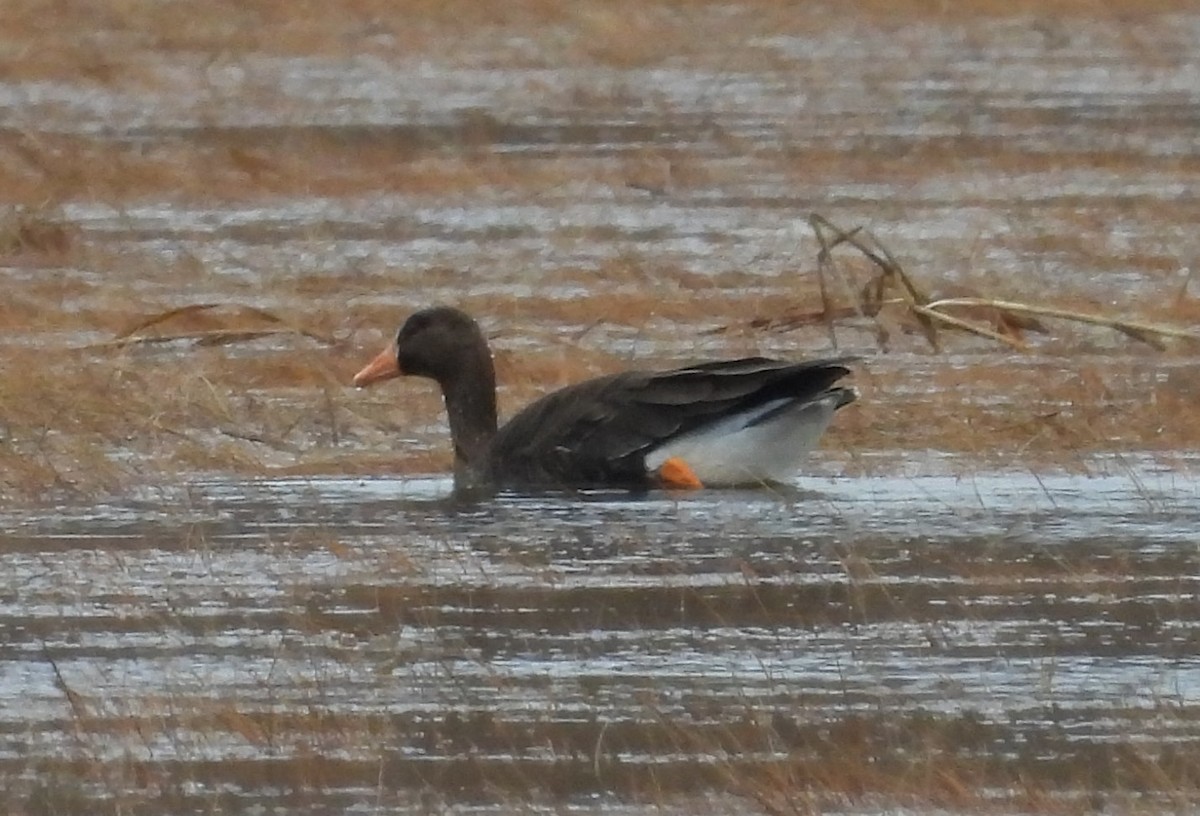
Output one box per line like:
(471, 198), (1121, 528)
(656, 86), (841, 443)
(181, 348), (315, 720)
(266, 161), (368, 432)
(644, 394), (842, 486)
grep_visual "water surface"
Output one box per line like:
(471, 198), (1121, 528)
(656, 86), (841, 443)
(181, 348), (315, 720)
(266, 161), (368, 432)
(4, 459), (1198, 811)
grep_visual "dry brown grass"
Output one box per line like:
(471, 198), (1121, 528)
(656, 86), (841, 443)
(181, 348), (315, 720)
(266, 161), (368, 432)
(1, 0), (1188, 65)
(4, 238), (1199, 500)
(0, 132), (592, 207)
(4, 3), (1200, 815)
(0, 334), (359, 500)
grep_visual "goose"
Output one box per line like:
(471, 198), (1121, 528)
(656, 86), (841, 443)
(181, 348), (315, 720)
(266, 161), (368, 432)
(353, 306), (857, 490)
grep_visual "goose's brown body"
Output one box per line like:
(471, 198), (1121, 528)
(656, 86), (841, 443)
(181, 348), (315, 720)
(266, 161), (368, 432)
(354, 306), (857, 490)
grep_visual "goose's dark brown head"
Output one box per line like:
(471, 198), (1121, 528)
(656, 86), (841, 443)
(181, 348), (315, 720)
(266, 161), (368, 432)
(353, 306), (488, 389)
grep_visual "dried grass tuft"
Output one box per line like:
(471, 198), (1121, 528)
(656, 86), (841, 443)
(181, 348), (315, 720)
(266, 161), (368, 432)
(0, 204), (77, 258)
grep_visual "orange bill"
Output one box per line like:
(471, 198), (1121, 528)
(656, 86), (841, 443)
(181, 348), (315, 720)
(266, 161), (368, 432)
(656, 456), (704, 490)
(353, 343), (401, 388)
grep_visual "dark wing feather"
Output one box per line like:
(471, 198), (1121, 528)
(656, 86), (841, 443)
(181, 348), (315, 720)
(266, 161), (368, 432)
(488, 356), (857, 487)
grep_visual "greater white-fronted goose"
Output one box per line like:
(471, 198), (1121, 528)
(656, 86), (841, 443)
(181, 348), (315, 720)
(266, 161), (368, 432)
(353, 306), (857, 490)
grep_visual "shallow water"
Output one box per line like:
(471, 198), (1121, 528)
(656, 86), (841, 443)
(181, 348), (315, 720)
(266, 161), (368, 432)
(3, 459), (1198, 811)
(5, 5), (1200, 813)
(18, 13), (1200, 329)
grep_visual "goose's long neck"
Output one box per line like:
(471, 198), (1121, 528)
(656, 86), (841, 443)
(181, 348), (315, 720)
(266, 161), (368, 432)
(441, 351), (499, 484)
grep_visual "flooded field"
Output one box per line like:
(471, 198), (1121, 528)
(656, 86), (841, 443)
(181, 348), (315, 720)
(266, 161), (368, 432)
(4, 461), (1200, 813)
(2, 1), (1200, 812)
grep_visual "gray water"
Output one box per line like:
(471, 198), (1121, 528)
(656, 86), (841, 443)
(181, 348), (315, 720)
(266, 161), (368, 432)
(3, 458), (1198, 811)
(5, 7), (1200, 813)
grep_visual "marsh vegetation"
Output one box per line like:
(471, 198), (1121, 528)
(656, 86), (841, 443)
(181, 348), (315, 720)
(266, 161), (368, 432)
(2, 1), (1199, 813)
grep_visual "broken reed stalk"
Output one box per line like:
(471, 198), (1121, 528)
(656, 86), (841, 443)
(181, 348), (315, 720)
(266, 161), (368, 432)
(82, 303), (335, 349)
(87, 328), (324, 350)
(809, 213), (861, 349)
(807, 213), (1199, 353)
(808, 213), (942, 351)
(910, 303), (1030, 351)
(924, 297), (1200, 348)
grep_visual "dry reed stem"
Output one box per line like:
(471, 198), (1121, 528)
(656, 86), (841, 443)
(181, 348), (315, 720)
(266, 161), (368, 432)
(809, 213), (950, 351)
(924, 297), (1200, 349)
(908, 303), (1031, 351)
(90, 303), (337, 349)
(808, 214), (1200, 354)
(88, 328), (327, 350)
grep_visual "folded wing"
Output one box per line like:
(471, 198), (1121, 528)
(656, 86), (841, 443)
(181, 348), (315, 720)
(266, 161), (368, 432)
(488, 356), (857, 487)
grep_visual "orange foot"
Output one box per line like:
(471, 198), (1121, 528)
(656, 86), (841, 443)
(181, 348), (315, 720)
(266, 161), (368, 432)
(656, 456), (704, 490)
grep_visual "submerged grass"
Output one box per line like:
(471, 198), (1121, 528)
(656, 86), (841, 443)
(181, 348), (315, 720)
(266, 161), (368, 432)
(9, 528), (1200, 814)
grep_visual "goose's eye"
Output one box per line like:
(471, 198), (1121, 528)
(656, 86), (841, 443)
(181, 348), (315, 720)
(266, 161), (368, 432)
(399, 314), (430, 341)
